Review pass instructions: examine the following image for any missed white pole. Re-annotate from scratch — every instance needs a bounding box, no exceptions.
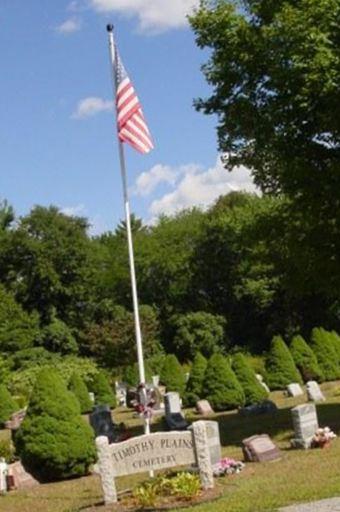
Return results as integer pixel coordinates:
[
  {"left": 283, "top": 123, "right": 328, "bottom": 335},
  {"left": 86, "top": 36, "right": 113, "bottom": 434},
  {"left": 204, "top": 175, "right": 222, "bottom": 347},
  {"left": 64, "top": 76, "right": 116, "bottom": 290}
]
[{"left": 106, "top": 25, "right": 152, "bottom": 441}]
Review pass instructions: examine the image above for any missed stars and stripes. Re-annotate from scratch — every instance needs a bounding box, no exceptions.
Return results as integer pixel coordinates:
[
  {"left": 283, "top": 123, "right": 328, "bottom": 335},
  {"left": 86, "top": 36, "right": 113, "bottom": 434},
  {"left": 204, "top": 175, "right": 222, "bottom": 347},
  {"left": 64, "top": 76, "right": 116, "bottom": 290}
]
[{"left": 115, "top": 49, "right": 154, "bottom": 154}]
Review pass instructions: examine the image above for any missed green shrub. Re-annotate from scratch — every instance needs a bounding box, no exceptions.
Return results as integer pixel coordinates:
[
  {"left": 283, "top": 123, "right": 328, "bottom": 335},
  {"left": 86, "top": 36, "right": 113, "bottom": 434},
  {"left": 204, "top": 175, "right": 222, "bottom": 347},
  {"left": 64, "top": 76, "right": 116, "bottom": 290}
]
[
  {"left": 204, "top": 353, "right": 245, "bottom": 411},
  {"left": 184, "top": 352, "right": 207, "bottom": 406},
  {"left": 15, "top": 368, "right": 96, "bottom": 481},
  {"left": 90, "top": 371, "right": 116, "bottom": 408},
  {"left": 290, "top": 335, "right": 323, "bottom": 382},
  {"left": 0, "top": 385, "right": 17, "bottom": 427},
  {"left": 329, "top": 330, "right": 340, "bottom": 363},
  {"left": 38, "top": 318, "right": 78, "bottom": 354},
  {"left": 68, "top": 372, "right": 92, "bottom": 414},
  {"left": 160, "top": 354, "right": 186, "bottom": 395},
  {"left": 232, "top": 353, "right": 268, "bottom": 405},
  {"left": 310, "top": 327, "right": 340, "bottom": 381},
  {"left": 265, "top": 336, "right": 302, "bottom": 390},
  {"left": 0, "top": 438, "right": 13, "bottom": 462},
  {"left": 122, "top": 362, "right": 153, "bottom": 387},
  {"left": 169, "top": 311, "right": 226, "bottom": 361}
]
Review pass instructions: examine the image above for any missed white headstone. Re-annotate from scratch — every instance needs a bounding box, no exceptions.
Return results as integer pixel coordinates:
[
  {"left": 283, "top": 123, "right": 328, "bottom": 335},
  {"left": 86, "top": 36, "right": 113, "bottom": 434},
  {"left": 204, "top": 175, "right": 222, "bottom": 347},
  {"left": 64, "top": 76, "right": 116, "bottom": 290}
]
[
  {"left": 152, "top": 375, "right": 160, "bottom": 387},
  {"left": 306, "top": 381, "right": 325, "bottom": 402},
  {"left": 287, "top": 383, "right": 304, "bottom": 397},
  {"left": 164, "top": 392, "right": 188, "bottom": 430},
  {"left": 196, "top": 400, "right": 214, "bottom": 416},
  {"left": 291, "top": 403, "right": 319, "bottom": 449}
]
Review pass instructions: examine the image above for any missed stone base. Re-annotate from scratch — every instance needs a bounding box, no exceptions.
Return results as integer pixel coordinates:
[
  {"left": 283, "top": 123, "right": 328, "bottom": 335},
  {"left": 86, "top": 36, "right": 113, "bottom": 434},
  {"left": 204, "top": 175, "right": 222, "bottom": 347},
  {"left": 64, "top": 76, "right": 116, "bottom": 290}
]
[{"left": 290, "top": 437, "right": 313, "bottom": 449}]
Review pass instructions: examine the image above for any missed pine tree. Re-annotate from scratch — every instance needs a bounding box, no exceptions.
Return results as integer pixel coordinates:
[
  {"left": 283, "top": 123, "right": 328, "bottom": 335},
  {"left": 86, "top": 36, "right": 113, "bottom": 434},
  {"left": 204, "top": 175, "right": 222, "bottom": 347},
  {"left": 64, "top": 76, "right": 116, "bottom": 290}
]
[
  {"left": 15, "top": 368, "right": 96, "bottom": 481},
  {"left": 204, "top": 353, "right": 245, "bottom": 411},
  {"left": 91, "top": 371, "right": 116, "bottom": 408},
  {"left": 265, "top": 336, "right": 302, "bottom": 390},
  {"left": 68, "top": 372, "right": 92, "bottom": 414},
  {"left": 184, "top": 352, "right": 207, "bottom": 406},
  {"left": 290, "top": 335, "right": 323, "bottom": 382},
  {"left": 310, "top": 327, "right": 340, "bottom": 381},
  {"left": 0, "top": 385, "right": 17, "bottom": 427},
  {"left": 160, "top": 354, "right": 186, "bottom": 395},
  {"left": 232, "top": 353, "right": 268, "bottom": 405}
]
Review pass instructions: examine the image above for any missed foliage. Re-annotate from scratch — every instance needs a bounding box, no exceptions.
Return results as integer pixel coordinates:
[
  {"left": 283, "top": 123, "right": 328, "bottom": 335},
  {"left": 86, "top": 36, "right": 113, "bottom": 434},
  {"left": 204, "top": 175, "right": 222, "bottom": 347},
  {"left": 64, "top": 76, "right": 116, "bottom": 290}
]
[
  {"left": 184, "top": 352, "right": 207, "bottom": 406},
  {"left": 310, "top": 327, "right": 340, "bottom": 381},
  {"left": 204, "top": 353, "right": 245, "bottom": 411},
  {"left": 0, "top": 438, "right": 14, "bottom": 462},
  {"left": 232, "top": 353, "right": 268, "bottom": 405},
  {"left": 0, "top": 385, "right": 17, "bottom": 427},
  {"left": 290, "top": 335, "right": 324, "bottom": 382},
  {"left": 68, "top": 372, "right": 92, "bottom": 414},
  {"left": 90, "top": 370, "right": 116, "bottom": 408},
  {"left": 37, "top": 317, "right": 78, "bottom": 354},
  {"left": 265, "top": 336, "right": 302, "bottom": 390},
  {"left": 81, "top": 304, "right": 162, "bottom": 369},
  {"left": 169, "top": 311, "right": 226, "bottom": 361},
  {"left": 15, "top": 368, "right": 96, "bottom": 481},
  {"left": 0, "top": 284, "right": 39, "bottom": 353},
  {"left": 160, "top": 354, "right": 186, "bottom": 395},
  {"left": 133, "top": 472, "right": 201, "bottom": 508},
  {"left": 122, "top": 362, "right": 153, "bottom": 387}
]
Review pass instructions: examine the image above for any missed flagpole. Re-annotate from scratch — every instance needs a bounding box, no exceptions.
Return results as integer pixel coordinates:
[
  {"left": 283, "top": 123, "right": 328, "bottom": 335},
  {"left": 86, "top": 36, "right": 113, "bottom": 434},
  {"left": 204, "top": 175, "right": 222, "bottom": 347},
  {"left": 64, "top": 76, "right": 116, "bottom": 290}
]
[{"left": 106, "top": 25, "right": 151, "bottom": 439}]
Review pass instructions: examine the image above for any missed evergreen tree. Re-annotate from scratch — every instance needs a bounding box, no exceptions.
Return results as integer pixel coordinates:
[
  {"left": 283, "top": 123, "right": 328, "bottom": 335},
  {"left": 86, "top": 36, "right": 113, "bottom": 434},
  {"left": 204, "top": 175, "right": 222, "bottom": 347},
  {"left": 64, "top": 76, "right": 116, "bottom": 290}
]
[
  {"left": 160, "top": 354, "right": 186, "bottom": 395},
  {"left": 15, "top": 369, "right": 96, "bottom": 481},
  {"left": 232, "top": 353, "right": 268, "bottom": 405},
  {"left": 328, "top": 330, "right": 340, "bottom": 364},
  {"left": 91, "top": 371, "right": 116, "bottom": 408},
  {"left": 68, "top": 372, "right": 92, "bottom": 414},
  {"left": 310, "top": 327, "right": 340, "bottom": 381},
  {"left": 0, "top": 385, "right": 17, "bottom": 427},
  {"left": 290, "top": 335, "right": 323, "bottom": 382},
  {"left": 184, "top": 352, "right": 207, "bottom": 406},
  {"left": 265, "top": 336, "right": 302, "bottom": 390},
  {"left": 204, "top": 353, "right": 245, "bottom": 411}
]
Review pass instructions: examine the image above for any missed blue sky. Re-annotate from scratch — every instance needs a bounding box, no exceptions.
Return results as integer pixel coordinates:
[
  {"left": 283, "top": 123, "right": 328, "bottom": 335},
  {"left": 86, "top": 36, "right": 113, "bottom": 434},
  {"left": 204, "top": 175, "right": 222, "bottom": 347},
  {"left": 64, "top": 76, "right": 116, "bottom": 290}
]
[{"left": 0, "top": 0, "right": 255, "bottom": 234}]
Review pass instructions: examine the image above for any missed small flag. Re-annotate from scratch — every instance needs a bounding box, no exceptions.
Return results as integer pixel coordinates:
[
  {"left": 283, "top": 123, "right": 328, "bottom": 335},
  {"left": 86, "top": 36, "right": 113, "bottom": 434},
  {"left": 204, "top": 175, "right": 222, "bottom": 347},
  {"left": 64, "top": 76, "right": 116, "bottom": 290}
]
[{"left": 115, "top": 48, "right": 154, "bottom": 154}]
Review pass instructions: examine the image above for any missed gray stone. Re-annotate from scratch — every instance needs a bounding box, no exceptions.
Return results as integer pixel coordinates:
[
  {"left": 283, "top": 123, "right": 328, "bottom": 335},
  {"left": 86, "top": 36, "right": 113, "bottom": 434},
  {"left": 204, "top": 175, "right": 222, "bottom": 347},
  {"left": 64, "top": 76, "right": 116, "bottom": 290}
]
[
  {"left": 291, "top": 403, "right": 319, "bottom": 449},
  {"left": 306, "top": 381, "right": 325, "bottom": 402},
  {"left": 279, "top": 497, "right": 340, "bottom": 512},
  {"left": 96, "top": 436, "right": 117, "bottom": 505},
  {"left": 287, "top": 383, "right": 304, "bottom": 397},
  {"left": 115, "top": 382, "right": 127, "bottom": 407},
  {"left": 192, "top": 421, "right": 214, "bottom": 489},
  {"left": 164, "top": 392, "right": 188, "bottom": 430},
  {"left": 204, "top": 420, "right": 222, "bottom": 465},
  {"left": 151, "top": 375, "right": 160, "bottom": 387},
  {"left": 90, "top": 405, "right": 119, "bottom": 443},
  {"left": 242, "top": 434, "right": 281, "bottom": 462},
  {"left": 196, "top": 400, "right": 214, "bottom": 416}
]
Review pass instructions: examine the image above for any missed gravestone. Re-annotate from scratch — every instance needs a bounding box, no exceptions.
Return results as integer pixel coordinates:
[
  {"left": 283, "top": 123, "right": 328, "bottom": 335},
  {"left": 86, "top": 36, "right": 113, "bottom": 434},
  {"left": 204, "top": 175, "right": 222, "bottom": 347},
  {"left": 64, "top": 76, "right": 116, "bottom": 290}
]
[
  {"left": 115, "top": 382, "right": 127, "bottom": 407},
  {"left": 88, "top": 392, "right": 95, "bottom": 404},
  {"left": 90, "top": 405, "right": 118, "bottom": 443},
  {"left": 164, "top": 392, "right": 188, "bottom": 430},
  {"left": 205, "top": 420, "right": 222, "bottom": 465},
  {"left": 256, "top": 374, "right": 270, "bottom": 393},
  {"left": 152, "top": 375, "right": 160, "bottom": 387},
  {"left": 196, "top": 400, "right": 214, "bottom": 416},
  {"left": 306, "top": 381, "right": 325, "bottom": 402},
  {"left": 287, "top": 383, "right": 304, "bottom": 397},
  {"left": 4, "top": 409, "right": 26, "bottom": 431},
  {"left": 291, "top": 403, "right": 319, "bottom": 449},
  {"left": 96, "top": 420, "right": 215, "bottom": 504},
  {"left": 239, "top": 400, "right": 277, "bottom": 417},
  {"left": 242, "top": 434, "right": 281, "bottom": 462},
  {"left": 8, "top": 461, "right": 39, "bottom": 489}
]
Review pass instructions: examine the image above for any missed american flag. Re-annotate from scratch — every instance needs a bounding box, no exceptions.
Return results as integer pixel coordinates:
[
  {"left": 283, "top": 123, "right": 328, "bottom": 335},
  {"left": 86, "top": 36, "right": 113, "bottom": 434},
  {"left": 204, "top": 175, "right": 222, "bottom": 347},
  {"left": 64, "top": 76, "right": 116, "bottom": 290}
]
[{"left": 115, "top": 48, "right": 154, "bottom": 154}]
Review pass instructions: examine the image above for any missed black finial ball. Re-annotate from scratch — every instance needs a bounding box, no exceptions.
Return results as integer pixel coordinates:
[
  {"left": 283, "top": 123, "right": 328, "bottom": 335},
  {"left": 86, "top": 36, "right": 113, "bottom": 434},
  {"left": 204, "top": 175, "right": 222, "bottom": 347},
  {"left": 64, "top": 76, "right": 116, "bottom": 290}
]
[{"left": 106, "top": 24, "right": 114, "bottom": 32}]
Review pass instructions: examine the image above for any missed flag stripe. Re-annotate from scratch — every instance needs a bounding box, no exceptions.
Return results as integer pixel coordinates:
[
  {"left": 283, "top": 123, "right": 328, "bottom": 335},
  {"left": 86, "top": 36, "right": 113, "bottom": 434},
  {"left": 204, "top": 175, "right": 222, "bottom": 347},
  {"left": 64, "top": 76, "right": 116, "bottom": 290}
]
[{"left": 115, "top": 46, "right": 153, "bottom": 154}]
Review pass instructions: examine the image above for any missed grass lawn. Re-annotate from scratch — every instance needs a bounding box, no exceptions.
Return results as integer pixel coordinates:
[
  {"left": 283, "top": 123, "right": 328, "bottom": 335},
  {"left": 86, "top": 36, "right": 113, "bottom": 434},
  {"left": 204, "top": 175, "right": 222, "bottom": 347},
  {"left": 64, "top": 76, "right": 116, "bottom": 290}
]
[{"left": 2, "top": 382, "right": 340, "bottom": 512}]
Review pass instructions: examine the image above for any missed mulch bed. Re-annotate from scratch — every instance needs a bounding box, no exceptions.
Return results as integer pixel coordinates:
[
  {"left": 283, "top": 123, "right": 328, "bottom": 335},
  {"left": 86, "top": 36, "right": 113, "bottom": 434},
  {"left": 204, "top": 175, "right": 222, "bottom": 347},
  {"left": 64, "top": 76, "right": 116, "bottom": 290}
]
[{"left": 82, "top": 484, "right": 223, "bottom": 511}]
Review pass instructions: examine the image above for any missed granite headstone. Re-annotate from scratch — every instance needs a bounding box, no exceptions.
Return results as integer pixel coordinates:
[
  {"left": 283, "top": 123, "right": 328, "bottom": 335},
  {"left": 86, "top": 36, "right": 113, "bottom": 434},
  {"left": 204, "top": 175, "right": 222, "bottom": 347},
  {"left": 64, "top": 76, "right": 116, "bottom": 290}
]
[
  {"left": 164, "top": 392, "right": 188, "bottom": 430},
  {"left": 291, "top": 403, "right": 319, "bottom": 449},
  {"left": 90, "top": 405, "right": 118, "bottom": 443},
  {"left": 287, "top": 383, "right": 304, "bottom": 397},
  {"left": 306, "top": 381, "right": 325, "bottom": 402},
  {"left": 196, "top": 399, "right": 214, "bottom": 416},
  {"left": 242, "top": 434, "right": 281, "bottom": 462}
]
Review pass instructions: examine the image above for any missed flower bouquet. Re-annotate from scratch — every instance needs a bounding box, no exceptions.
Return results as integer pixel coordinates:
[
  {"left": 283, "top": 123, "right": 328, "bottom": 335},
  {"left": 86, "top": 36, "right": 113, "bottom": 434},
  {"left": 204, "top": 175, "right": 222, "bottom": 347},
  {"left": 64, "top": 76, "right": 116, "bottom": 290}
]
[
  {"left": 312, "top": 427, "right": 337, "bottom": 449},
  {"left": 212, "top": 457, "right": 245, "bottom": 477}
]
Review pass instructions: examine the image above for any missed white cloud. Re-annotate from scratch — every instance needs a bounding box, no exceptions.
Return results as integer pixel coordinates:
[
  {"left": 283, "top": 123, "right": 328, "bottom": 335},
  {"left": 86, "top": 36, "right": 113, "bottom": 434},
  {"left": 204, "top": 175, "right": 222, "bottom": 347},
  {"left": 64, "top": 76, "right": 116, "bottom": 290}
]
[
  {"left": 146, "top": 157, "right": 258, "bottom": 218},
  {"left": 60, "top": 204, "right": 86, "bottom": 217},
  {"left": 56, "top": 17, "right": 82, "bottom": 34},
  {"left": 134, "top": 164, "right": 178, "bottom": 196},
  {"left": 71, "top": 97, "right": 114, "bottom": 119},
  {"left": 90, "top": 0, "right": 199, "bottom": 33}
]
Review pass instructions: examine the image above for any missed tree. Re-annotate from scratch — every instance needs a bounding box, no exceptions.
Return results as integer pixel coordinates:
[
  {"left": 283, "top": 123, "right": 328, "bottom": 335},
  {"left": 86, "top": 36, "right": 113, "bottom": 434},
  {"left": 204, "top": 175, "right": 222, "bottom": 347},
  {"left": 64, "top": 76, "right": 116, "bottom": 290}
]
[
  {"left": 160, "top": 354, "right": 186, "bottom": 395},
  {"left": 15, "top": 368, "right": 96, "bottom": 481},
  {"left": 68, "top": 372, "right": 92, "bottom": 414},
  {"left": 184, "top": 352, "right": 208, "bottom": 406},
  {"left": 169, "top": 311, "right": 226, "bottom": 361},
  {"left": 265, "top": 336, "right": 302, "bottom": 389},
  {"left": 310, "top": 327, "right": 340, "bottom": 381},
  {"left": 0, "top": 385, "right": 17, "bottom": 427},
  {"left": 38, "top": 316, "right": 78, "bottom": 354},
  {"left": 204, "top": 353, "right": 245, "bottom": 411},
  {"left": 290, "top": 335, "right": 323, "bottom": 382},
  {"left": 232, "top": 353, "right": 268, "bottom": 405},
  {"left": 190, "top": 0, "right": 340, "bottom": 298},
  {"left": 90, "top": 371, "right": 116, "bottom": 408},
  {"left": 0, "top": 284, "right": 39, "bottom": 353}
]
